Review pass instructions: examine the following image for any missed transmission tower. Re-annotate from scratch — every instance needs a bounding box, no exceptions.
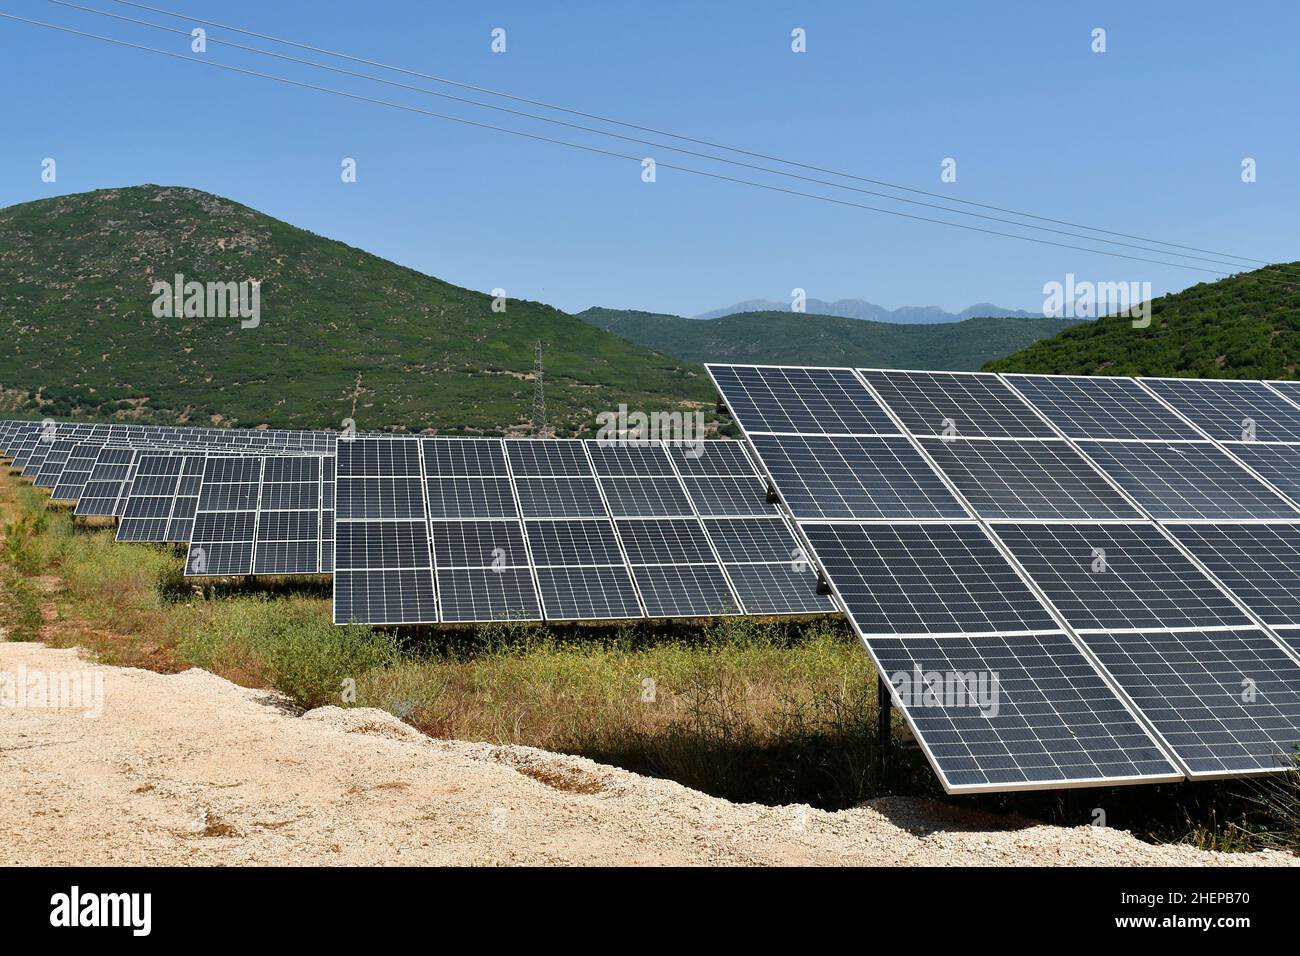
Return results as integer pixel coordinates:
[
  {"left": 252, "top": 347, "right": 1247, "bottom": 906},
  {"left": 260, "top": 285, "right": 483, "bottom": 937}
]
[{"left": 532, "top": 340, "right": 547, "bottom": 437}]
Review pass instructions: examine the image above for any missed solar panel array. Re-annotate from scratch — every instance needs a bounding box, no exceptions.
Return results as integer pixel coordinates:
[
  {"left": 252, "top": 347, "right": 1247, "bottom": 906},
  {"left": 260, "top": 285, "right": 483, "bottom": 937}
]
[
  {"left": 332, "top": 437, "right": 831, "bottom": 625},
  {"left": 709, "top": 365, "right": 1300, "bottom": 794}
]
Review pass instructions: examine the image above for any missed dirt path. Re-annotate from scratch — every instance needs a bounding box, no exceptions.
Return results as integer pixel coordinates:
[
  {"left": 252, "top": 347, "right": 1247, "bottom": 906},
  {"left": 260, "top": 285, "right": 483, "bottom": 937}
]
[{"left": 0, "top": 640, "right": 1293, "bottom": 866}]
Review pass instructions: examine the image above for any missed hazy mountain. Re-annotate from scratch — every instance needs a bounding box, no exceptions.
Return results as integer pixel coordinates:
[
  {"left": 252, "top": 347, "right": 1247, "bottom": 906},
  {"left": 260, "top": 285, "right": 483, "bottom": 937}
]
[{"left": 692, "top": 297, "right": 1044, "bottom": 323}]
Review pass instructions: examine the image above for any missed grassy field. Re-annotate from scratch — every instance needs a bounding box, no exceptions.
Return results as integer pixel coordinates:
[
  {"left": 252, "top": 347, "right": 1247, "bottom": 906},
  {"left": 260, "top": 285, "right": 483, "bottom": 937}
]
[{"left": 1, "top": 467, "right": 1295, "bottom": 852}]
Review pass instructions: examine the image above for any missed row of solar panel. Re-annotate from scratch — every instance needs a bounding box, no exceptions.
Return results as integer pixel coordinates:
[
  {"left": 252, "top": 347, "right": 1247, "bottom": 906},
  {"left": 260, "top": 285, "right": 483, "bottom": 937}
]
[
  {"left": 0, "top": 423, "right": 834, "bottom": 624},
  {"left": 708, "top": 365, "right": 1300, "bottom": 794},
  {"left": 333, "top": 437, "right": 835, "bottom": 625}
]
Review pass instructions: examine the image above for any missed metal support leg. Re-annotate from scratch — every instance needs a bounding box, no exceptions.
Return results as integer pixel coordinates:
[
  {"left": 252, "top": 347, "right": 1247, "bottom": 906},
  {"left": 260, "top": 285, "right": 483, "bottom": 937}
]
[{"left": 877, "top": 674, "right": 892, "bottom": 786}]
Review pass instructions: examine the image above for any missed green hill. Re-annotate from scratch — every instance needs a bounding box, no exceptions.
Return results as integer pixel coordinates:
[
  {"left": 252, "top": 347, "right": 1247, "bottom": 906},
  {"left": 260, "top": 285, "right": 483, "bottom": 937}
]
[
  {"left": 985, "top": 265, "right": 1300, "bottom": 378},
  {"left": 577, "top": 307, "right": 1082, "bottom": 371},
  {"left": 0, "top": 185, "right": 711, "bottom": 434}
]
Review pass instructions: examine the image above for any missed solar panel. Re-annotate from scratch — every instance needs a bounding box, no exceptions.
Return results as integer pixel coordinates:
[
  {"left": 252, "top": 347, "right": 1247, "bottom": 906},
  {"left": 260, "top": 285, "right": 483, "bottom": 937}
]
[
  {"left": 1076, "top": 440, "right": 1300, "bottom": 520},
  {"left": 994, "top": 522, "right": 1252, "bottom": 631},
  {"left": 599, "top": 476, "right": 694, "bottom": 517},
  {"left": 51, "top": 442, "right": 113, "bottom": 501},
  {"left": 514, "top": 477, "right": 608, "bottom": 518},
  {"left": 522, "top": 519, "right": 624, "bottom": 566},
  {"left": 425, "top": 477, "right": 518, "bottom": 518},
  {"left": 334, "top": 438, "right": 436, "bottom": 624},
  {"left": 117, "top": 454, "right": 187, "bottom": 541},
  {"left": 802, "top": 522, "right": 1058, "bottom": 635},
  {"left": 1079, "top": 628, "right": 1300, "bottom": 776},
  {"left": 919, "top": 438, "right": 1141, "bottom": 520},
  {"left": 34, "top": 438, "right": 83, "bottom": 486},
  {"left": 186, "top": 456, "right": 263, "bottom": 575},
  {"left": 1004, "top": 374, "right": 1203, "bottom": 440},
  {"left": 699, "top": 516, "right": 804, "bottom": 564},
  {"left": 1141, "top": 378, "right": 1300, "bottom": 443},
  {"left": 868, "top": 632, "right": 1181, "bottom": 791},
  {"left": 75, "top": 446, "right": 137, "bottom": 516},
  {"left": 587, "top": 441, "right": 676, "bottom": 476},
  {"left": 611, "top": 519, "right": 714, "bottom": 565},
  {"left": 1167, "top": 523, "right": 1300, "bottom": 628},
  {"left": 862, "top": 369, "right": 1057, "bottom": 438},
  {"left": 676, "top": 475, "right": 776, "bottom": 516},
  {"left": 666, "top": 440, "right": 756, "bottom": 476},
  {"left": 707, "top": 365, "right": 897, "bottom": 435},
  {"left": 1223, "top": 443, "right": 1300, "bottom": 508},
  {"left": 723, "top": 562, "right": 834, "bottom": 615},
  {"left": 505, "top": 440, "right": 592, "bottom": 476},
  {"left": 750, "top": 434, "right": 969, "bottom": 519},
  {"left": 253, "top": 456, "right": 324, "bottom": 575},
  {"left": 532, "top": 566, "right": 642, "bottom": 620},
  {"left": 630, "top": 563, "right": 742, "bottom": 618}
]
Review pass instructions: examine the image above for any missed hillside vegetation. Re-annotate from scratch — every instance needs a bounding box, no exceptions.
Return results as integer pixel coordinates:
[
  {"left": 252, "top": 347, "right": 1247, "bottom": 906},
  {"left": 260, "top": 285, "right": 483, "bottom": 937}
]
[
  {"left": 0, "top": 186, "right": 710, "bottom": 434},
  {"left": 985, "top": 265, "right": 1300, "bottom": 378},
  {"left": 579, "top": 307, "right": 1081, "bottom": 371}
]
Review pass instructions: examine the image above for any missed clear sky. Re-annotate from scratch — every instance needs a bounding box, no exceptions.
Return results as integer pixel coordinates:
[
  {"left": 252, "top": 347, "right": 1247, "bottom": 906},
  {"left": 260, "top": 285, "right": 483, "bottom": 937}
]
[{"left": 2, "top": 0, "right": 1296, "bottom": 317}]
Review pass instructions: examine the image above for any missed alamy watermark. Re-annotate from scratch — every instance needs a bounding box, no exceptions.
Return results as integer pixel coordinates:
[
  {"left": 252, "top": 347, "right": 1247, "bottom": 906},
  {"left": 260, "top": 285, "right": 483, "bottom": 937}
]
[
  {"left": 890, "top": 666, "right": 1000, "bottom": 718},
  {"left": 1043, "top": 273, "right": 1151, "bottom": 328},
  {"left": 0, "top": 664, "right": 103, "bottom": 719},
  {"left": 151, "top": 272, "right": 260, "bottom": 329},
  {"left": 595, "top": 403, "right": 706, "bottom": 457}
]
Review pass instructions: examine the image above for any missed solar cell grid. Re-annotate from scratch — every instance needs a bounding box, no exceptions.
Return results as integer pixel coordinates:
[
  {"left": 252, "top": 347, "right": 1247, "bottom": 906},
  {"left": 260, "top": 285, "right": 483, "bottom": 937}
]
[
  {"left": 707, "top": 364, "right": 897, "bottom": 435},
  {"left": 615, "top": 519, "right": 716, "bottom": 565},
  {"left": 421, "top": 438, "right": 507, "bottom": 476},
  {"left": 750, "top": 434, "right": 968, "bottom": 520},
  {"left": 633, "top": 563, "right": 741, "bottom": 617},
  {"left": 514, "top": 476, "right": 607, "bottom": 518},
  {"left": 1167, "top": 523, "right": 1300, "bottom": 628},
  {"left": 867, "top": 632, "right": 1181, "bottom": 790},
  {"left": 524, "top": 519, "right": 624, "bottom": 567},
  {"left": 701, "top": 516, "right": 802, "bottom": 564},
  {"left": 677, "top": 475, "right": 776, "bottom": 516},
  {"left": 599, "top": 476, "right": 694, "bottom": 517},
  {"left": 585, "top": 441, "right": 675, "bottom": 476},
  {"left": 1224, "top": 444, "right": 1300, "bottom": 508},
  {"left": 666, "top": 440, "right": 756, "bottom": 476},
  {"left": 431, "top": 520, "right": 530, "bottom": 568},
  {"left": 1082, "top": 629, "right": 1300, "bottom": 776},
  {"left": 1004, "top": 374, "right": 1202, "bottom": 440},
  {"left": 436, "top": 568, "right": 540, "bottom": 622},
  {"left": 725, "top": 563, "right": 835, "bottom": 615},
  {"left": 802, "top": 522, "right": 1058, "bottom": 636},
  {"left": 1077, "top": 440, "right": 1299, "bottom": 520},
  {"left": 862, "top": 369, "right": 1057, "bottom": 438},
  {"left": 1141, "top": 378, "right": 1300, "bottom": 443},
  {"left": 995, "top": 522, "right": 1251, "bottom": 631},
  {"left": 533, "top": 566, "right": 642, "bottom": 620},
  {"left": 334, "top": 438, "right": 436, "bottom": 624},
  {"left": 919, "top": 438, "right": 1140, "bottom": 520},
  {"left": 187, "top": 456, "right": 263, "bottom": 575},
  {"left": 506, "top": 440, "right": 592, "bottom": 476},
  {"left": 424, "top": 477, "right": 517, "bottom": 519}
]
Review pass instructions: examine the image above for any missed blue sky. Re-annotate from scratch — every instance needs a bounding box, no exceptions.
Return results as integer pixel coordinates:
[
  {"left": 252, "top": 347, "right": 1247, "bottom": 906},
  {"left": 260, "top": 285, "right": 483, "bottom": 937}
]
[{"left": 2, "top": 0, "right": 1296, "bottom": 316}]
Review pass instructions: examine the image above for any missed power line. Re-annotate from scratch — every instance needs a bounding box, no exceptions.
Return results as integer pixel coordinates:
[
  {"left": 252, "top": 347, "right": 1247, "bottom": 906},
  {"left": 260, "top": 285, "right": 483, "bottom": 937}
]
[
  {"left": 102, "top": 0, "right": 1283, "bottom": 270},
  {"left": 8, "top": 11, "right": 1300, "bottom": 291},
  {"left": 44, "top": 0, "right": 1283, "bottom": 275}
]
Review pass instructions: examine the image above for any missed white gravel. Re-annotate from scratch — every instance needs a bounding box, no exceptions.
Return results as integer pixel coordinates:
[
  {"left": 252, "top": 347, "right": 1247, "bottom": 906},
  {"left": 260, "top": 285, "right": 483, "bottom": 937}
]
[{"left": 1, "top": 640, "right": 1293, "bottom": 866}]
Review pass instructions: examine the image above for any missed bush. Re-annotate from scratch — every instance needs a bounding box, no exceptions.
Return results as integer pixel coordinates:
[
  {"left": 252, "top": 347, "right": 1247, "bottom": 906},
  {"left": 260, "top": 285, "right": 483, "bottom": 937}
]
[{"left": 179, "top": 598, "right": 399, "bottom": 707}]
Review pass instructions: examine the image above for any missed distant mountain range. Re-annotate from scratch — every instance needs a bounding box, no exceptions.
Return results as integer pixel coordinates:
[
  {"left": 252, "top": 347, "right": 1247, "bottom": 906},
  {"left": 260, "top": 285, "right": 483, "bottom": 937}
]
[
  {"left": 693, "top": 298, "right": 1044, "bottom": 323},
  {"left": 578, "top": 308, "right": 1082, "bottom": 372}
]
